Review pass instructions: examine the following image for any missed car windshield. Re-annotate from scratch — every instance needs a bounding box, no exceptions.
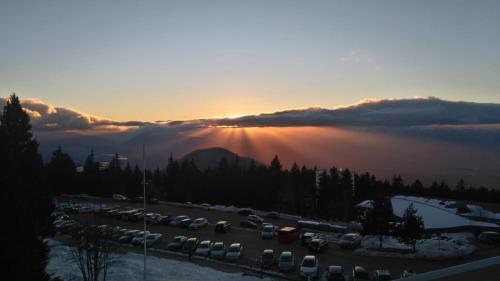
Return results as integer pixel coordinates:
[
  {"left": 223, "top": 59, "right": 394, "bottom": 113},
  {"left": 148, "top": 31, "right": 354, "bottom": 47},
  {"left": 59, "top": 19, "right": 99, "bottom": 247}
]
[
  {"left": 281, "top": 255, "right": 292, "bottom": 262},
  {"left": 342, "top": 235, "right": 354, "bottom": 241},
  {"left": 213, "top": 244, "right": 223, "bottom": 250},
  {"left": 263, "top": 226, "right": 273, "bottom": 232},
  {"left": 262, "top": 252, "right": 273, "bottom": 260},
  {"left": 302, "top": 258, "right": 316, "bottom": 267},
  {"left": 173, "top": 237, "right": 183, "bottom": 243},
  {"left": 186, "top": 240, "right": 196, "bottom": 246},
  {"left": 355, "top": 270, "right": 369, "bottom": 279},
  {"left": 199, "top": 243, "right": 209, "bottom": 248},
  {"left": 228, "top": 246, "right": 239, "bottom": 252}
]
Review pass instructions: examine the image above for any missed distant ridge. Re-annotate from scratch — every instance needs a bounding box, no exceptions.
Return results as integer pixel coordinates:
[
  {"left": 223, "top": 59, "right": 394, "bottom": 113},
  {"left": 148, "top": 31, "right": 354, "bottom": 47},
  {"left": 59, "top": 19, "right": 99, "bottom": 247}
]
[{"left": 180, "top": 147, "right": 257, "bottom": 170}]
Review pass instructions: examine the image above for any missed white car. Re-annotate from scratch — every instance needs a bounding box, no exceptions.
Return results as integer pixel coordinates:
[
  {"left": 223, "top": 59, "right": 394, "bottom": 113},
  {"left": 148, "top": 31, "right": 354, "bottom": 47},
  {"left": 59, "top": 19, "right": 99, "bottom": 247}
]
[
  {"left": 300, "top": 255, "right": 319, "bottom": 278},
  {"left": 144, "top": 213, "right": 162, "bottom": 223},
  {"left": 210, "top": 242, "right": 226, "bottom": 259},
  {"left": 225, "top": 243, "right": 243, "bottom": 262},
  {"left": 131, "top": 231, "right": 150, "bottom": 245},
  {"left": 247, "top": 215, "right": 264, "bottom": 224},
  {"left": 169, "top": 215, "right": 189, "bottom": 227},
  {"left": 144, "top": 233, "right": 163, "bottom": 247},
  {"left": 112, "top": 194, "right": 127, "bottom": 201},
  {"left": 195, "top": 240, "right": 213, "bottom": 256},
  {"left": 261, "top": 224, "right": 276, "bottom": 239},
  {"left": 339, "top": 233, "right": 362, "bottom": 249},
  {"left": 189, "top": 218, "right": 208, "bottom": 229}
]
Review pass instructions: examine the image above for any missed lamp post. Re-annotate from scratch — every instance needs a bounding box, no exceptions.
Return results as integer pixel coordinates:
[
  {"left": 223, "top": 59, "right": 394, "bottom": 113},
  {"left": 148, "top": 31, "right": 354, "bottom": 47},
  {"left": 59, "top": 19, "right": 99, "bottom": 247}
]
[{"left": 143, "top": 144, "right": 147, "bottom": 281}]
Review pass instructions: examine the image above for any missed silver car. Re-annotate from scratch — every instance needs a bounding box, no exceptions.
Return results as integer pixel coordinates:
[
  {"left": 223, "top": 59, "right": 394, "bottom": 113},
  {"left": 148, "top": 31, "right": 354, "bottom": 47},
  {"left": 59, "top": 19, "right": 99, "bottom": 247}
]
[
  {"left": 210, "top": 242, "right": 226, "bottom": 259},
  {"left": 225, "top": 243, "right": 243, "bottom": 262},
  {"left": 278, "top": 251, "right": 295, "bottom": 272}
]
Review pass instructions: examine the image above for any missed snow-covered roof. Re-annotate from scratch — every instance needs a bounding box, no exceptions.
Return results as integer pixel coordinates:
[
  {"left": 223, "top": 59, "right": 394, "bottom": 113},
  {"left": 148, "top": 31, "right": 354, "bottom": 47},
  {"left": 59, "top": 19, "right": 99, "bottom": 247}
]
[{"left": 391, "top": 196, "right": 500, "bottom": 230}]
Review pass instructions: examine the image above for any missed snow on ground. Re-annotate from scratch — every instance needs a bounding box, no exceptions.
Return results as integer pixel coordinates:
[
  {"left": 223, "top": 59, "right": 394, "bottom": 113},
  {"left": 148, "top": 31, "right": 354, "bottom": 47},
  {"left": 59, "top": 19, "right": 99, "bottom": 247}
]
[
  {"left": 46, "top": 240, "right": 272, "bottom": 281},
  {"left": 391, "top": 196, "right": 500, "bottom": 230},
  {"left": 354, "top": 234, "right": 476, "bottom": 260}
]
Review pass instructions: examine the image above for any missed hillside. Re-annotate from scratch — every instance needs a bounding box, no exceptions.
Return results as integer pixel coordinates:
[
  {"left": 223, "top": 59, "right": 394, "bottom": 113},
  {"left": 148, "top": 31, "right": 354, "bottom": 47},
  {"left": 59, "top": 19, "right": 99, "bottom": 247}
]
[{"left": 180, "top": 147, "right": 257, "bottom": 170}]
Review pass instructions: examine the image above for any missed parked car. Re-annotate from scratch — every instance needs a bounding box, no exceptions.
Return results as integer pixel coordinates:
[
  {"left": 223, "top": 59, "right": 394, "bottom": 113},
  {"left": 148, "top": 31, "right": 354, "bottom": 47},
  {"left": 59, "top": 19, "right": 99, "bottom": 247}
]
[
  {"left": 210, "top": 242, "right": 226, "bottom": 259},
  {"left": 326, "top": 265, "right": 346, "bottom": 281},
  {"left": 119, "top": 229, "right": 140, "bottom": 243},
  {"left": 189, "top": 218, "right": 208, "bottom": 230},
  {"left": 144, "top": 213, "right": 162, "bottom": 223},
  {"left": 182, "top": 237, "right": 200, "bottom": 254},
  {"left": 339, "top": 233, "right": 362, "bottom": 249},
  {"left": 261, "top": 249, "right": 275, "bottom": 269},
  {"left": 400, "top": 270, "right": 416, "bottom": 278},
  {"left": 146, "top": 197, "right": 159, "bottom": 204},
  {"left": 265, "top": 211, "right": 280, "bottom": 219},
  {"left": 261, "top": 224, "right": 277, "bottom": 239},
  {"left": 144, "top": 233, "right": 163, "bottom": 247},
  {"left": 248, "top": 214, "right": 264, "bottom": 224},
  {"left": 200, "top": 203, "right": 211, "bottom": 210},
  {"left": 373, "top": 270, "right": 392, "bottom": 281},
  {"left": 169, "top": 215, "right": 189, "bottom": 227},
  {"left": 225, "top": 243, "right": 243, "bottom": 262},
  {"left": 195, "top": 240, "right": 213, "bottom": 256},
  {"left": 309, "top": 238, "right": 328, "bottom": 252},
  {"left": 179, "top": 218, "right": 193, "bottom": 228},
  {"left": 277, "top": 227, "right": 299, "bottom": 243},
  {"left": 240, "top": 220, "right": 258, "bottom": 229},
  {"left": 299, "top": 255, "right": 319, "bottom": 279},
  {"left": 215, "top": 221, "right": 231, "bottom": 233},
  {"left": 478, "top": 231, "right": 500, "bottom": 243},
  {"left": 112, "top": 194, "right": 127, "bottom": 201},
  {"left": 131, "top": 197, "right": 144, "bottom": 203},
  {"left": 167, "top": 236, "right": 187, "bottom": 250},
  {"left": 301, "top": 232, "right": 319, "bottom": 246},
  {"left": 278, "top": 251, "right": 295, "bottom": 272},
  {"left": 237, "top": 208, "right": 254, "bottom": 215},
  {"left": 353, "top": 266, "right": 371, "bottom": 281},
  {"left": 120, "top": 209, "right": 141, "bottom": 221},
  {"left": 131, "top": 231, "right": 151, "bottom": 245},
  {"left": 155, "top": 214, "right": 174, "bottom": 225}
]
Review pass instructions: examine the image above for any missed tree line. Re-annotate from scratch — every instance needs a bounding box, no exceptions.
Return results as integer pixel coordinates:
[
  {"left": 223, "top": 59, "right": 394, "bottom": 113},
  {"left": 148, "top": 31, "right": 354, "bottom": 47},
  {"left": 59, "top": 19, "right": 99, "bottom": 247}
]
[{"left": 47, "top": 144, "right": 500, "bottom": 222}]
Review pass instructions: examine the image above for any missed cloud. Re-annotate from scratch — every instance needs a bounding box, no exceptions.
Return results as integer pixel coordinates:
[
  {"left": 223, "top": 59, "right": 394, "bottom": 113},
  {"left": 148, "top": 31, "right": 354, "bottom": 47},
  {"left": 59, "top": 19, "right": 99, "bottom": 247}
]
[
  {"left": 0, "top": 97, "right": 155, "bottom": 132},
  {"left": 3, "top": 96, "right": 500, "bottom": 133},
  {"left": 199, "top": 97, "right": 500, "bottom": 128}
]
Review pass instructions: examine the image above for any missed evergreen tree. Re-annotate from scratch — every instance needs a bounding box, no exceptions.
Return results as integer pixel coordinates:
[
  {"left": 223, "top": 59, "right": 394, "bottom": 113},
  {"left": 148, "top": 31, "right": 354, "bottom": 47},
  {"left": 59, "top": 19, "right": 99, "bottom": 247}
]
[
  {"left": 0, "top": 94, "right": 53, "bottom": 281},
  {"left": 362, "top": 195, "right": 393, "bottom": 248},
  {"left": 46, "top": 146, "right": 77, "bottom": 195},
  {"left": 396, "top": 203, "right": 425, "bottom": 252}
]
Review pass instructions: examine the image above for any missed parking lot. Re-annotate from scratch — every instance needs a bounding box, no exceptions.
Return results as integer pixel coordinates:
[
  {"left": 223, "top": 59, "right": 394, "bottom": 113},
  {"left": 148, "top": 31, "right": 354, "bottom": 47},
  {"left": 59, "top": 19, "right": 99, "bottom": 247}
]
[{"left": 58, "top": 196, "right": 500, "bottom": 280}]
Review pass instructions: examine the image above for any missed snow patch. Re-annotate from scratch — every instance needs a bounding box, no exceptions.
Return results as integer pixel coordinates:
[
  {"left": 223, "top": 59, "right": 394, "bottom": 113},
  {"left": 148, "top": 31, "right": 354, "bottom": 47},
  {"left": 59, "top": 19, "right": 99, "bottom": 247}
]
[
  {"left": 46, "top": 240, "right": 271, "bottom": 281},
  {"left": 355, "top": 234, "right": 476, "bottom": 260}
]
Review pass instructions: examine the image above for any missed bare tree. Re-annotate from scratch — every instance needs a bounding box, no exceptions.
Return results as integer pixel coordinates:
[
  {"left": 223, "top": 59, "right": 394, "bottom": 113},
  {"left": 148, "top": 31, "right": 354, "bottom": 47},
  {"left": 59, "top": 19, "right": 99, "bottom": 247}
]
[{"left": 70, "top": 227, "right": 117, "bottom": 281}]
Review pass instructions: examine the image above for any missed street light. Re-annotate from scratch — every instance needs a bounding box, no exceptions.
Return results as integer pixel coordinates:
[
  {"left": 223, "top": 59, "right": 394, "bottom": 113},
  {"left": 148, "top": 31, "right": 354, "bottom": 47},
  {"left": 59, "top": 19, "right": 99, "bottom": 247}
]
[{"left": 142, "top": 144, "right": 147, "bottom": 281}]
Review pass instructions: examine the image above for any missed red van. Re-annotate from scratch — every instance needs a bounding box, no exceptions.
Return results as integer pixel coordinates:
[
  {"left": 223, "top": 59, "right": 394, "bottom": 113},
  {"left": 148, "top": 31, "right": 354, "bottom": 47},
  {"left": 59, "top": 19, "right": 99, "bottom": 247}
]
[{"left": 278, "top": 227, "right": 299, "bottom": 243}]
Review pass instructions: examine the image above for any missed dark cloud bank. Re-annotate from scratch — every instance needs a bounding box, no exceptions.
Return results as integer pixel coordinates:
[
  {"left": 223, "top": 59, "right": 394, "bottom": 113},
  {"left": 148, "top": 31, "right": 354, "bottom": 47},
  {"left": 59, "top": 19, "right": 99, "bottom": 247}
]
[{"left": 3, "top": 96, "right": 500, "bottom": 188}]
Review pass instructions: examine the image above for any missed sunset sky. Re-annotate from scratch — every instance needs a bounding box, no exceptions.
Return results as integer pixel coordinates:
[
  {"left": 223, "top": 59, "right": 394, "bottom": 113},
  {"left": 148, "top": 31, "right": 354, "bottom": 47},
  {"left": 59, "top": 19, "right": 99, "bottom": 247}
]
[{"left": 1, "top": 0, "right": 500, "bottom": 122}]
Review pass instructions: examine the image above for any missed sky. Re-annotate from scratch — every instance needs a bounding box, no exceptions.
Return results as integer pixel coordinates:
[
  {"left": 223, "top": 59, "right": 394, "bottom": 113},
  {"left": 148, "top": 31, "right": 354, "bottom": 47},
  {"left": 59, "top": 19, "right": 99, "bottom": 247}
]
[{"left": 1, "top": 0, "right": 500, "bottom": 122}]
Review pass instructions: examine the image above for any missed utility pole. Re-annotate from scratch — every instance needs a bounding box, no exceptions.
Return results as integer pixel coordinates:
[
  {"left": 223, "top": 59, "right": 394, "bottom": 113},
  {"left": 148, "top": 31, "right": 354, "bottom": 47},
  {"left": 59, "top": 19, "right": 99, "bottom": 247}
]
[{"left": 143, "top": 144, "right": 147, "bottom": 281}]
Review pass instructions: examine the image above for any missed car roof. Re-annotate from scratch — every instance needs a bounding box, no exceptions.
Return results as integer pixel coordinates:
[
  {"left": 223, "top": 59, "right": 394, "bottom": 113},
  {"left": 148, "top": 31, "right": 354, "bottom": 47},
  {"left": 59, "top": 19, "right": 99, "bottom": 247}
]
[
  {"left": 229, "top": 243, "right": 241, "bottom": 247},
  {"left": 354, "top": 266, "right": 367, "bottom": 272},
  {"left": 200, "top": 240, "right": 211, "bottom": 244},
  {"left": 328, "top": 265, "right": 343, "bottom": 273},
  {"left": 376, "top": 270, "right": 391, "bottom": 276},
  {"left": 216, "top": 220, "right": 227, "bottom": 224},
  {"left": 174, "top": 235, "right": 187, "bottom": 239},
  {"left": 303, "top": 255, "right": 316, "bottom": 260},
  {"left": 213, "top": 241, "right": 224, "bottom": 245},
  {"left": 281, "top": 251, "right": 292, "bottom": 256},
  {"left": 263, "top": 249, "right": 274, "bottom": 253}
]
